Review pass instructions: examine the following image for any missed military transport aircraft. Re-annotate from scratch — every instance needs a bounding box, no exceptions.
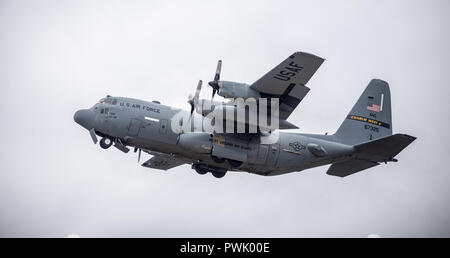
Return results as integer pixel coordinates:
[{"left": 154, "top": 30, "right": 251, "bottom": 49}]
[{"left": 74, "top": 52, "right": 415, "bottom": 178}]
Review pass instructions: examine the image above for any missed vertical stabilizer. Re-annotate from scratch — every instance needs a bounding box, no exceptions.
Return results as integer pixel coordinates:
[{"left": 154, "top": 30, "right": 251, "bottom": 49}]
[{"left": 334, "top": 79, "right": 392, "bottom": 145}]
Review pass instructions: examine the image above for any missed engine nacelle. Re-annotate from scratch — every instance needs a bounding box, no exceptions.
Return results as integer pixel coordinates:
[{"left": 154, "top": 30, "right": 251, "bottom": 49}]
[
  {"left": 177, "top": 132, "right": 213, "bottom": 154},
  {"left": 218, "top": 81, "right": 260, "bottom": 99}
]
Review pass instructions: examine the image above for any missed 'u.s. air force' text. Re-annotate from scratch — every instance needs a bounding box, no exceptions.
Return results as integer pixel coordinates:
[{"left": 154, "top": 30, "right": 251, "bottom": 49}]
[{"left": 119, "top": 102, "right": 160, "bottom": 113}]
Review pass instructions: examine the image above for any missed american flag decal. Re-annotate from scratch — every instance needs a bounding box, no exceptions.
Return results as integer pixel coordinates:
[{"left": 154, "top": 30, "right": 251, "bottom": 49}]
[
  {"left": 367, "top": 103, "right": 380, "bottom": 112},
  {"left": 367, "top": 94, "right": 384, "bottom": 112}
]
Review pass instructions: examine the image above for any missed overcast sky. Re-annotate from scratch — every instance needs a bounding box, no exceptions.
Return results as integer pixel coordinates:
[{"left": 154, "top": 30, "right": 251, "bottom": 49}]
[{"left": 1, "top": 0, "right": 449, "bottom": 237}]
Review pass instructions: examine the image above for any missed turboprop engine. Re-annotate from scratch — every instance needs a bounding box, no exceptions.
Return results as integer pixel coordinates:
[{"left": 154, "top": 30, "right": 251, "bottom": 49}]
[
  {"left": 216, "top": 81, "right": 261, "bottom": 99},
  {"left": 207, "top": 60, "right": 260, "bottom": 101}
]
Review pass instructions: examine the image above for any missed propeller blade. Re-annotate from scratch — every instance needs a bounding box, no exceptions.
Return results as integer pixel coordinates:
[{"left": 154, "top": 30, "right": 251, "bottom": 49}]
[
  {"left": 211, "top": 88, "right": 217, "bottom": 102},
  {"left": 187, "top": 94, "right": 194, "bottom": 114},
  {"left": 214, "top": 60, "right": 222, "bottom": 81},
  {"left": 194, "top": 80, "right": 202, "bottom": 103},
  {"left": 187, "top": 81, "right": 202, "bottom": 118},
  {"left": 138, "top": 148, "right": 141, "bottom": 163},
  {"left": 209, "top": 60, "right": 222, "bottom": 101},
  {"left": 193, "top": 80, "right": 202, "bottom": 114}
]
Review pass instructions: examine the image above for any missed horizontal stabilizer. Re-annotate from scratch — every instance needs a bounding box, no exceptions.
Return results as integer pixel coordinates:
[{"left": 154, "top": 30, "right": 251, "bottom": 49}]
[
  {"left": 327, "top": 159, "right": 379, "bottom": 177},
  {"left": 354, "top": 134, "right": 416, "bottom": 163},
  {"left": 327, "top": 134, "right": 416, "bottom": 177}
]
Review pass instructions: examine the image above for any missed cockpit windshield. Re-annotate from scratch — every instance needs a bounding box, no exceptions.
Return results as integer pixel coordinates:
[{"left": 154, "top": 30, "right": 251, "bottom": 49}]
[{"left": 98, "top": 96, "right": 117, "bottom": 105}]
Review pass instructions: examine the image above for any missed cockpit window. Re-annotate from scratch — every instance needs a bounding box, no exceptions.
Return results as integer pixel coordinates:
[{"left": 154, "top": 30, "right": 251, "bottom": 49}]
[{"left": 98, "top": 97, "right": 116, "bottom": 105}]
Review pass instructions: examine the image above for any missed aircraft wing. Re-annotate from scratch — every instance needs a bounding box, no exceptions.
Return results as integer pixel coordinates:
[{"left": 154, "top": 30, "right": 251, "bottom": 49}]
[
  {"left": 250, "top": 52, "right": 324, "bottom": 119},
  {"left": 142, "top": 154, "right": 187, "bottom": 170}
]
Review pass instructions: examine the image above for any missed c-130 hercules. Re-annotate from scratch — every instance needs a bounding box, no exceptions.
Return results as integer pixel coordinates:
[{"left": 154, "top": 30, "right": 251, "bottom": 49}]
[{"left": 74, "top": 52, "right": 415, "bottom": 178}]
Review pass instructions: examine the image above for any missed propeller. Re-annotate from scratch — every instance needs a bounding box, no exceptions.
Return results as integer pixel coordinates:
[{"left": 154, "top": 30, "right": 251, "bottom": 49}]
[
  {"left": 188, "top": 80, "right": 202, "bottom": 118},
  {"left": 208, "top": 60, "right": 222, "bottom": 101}
]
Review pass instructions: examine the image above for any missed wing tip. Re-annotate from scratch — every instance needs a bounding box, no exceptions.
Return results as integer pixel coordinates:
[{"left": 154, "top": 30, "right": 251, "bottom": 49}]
[
  {"left": 394, "top": 133, "right": 417, "bottom": 141},
  {"left": 291, "top": 51, "right": 325, "bottom": 62}
]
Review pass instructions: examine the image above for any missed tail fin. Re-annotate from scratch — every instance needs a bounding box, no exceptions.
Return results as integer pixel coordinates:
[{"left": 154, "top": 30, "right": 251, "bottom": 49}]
[
  {"left": 327, "top": 79, "right": 416, "bottom": 177},
  {"left": 334, "top": 79, "right": 392, "bottom": 145}
]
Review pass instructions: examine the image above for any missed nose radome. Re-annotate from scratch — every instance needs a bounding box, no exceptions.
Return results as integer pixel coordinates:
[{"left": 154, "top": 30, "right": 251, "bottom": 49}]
[{"left": 74, "top": 109, "right": 94, "bottom": 129}]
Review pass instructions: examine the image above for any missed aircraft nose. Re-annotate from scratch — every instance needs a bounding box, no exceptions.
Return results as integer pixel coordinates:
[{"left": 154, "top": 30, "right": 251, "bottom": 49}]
[{"left": 74, "top": 109, "right": 95, "bottom": 129}]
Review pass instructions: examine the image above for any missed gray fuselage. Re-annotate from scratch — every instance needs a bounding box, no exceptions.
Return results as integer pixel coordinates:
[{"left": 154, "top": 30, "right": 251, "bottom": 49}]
[{"left": 74, "top": 96, "right": 355, "bottom": 176}]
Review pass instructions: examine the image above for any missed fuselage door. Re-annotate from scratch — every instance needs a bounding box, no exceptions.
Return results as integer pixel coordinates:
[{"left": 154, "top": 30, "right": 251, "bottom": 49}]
[
  {"left": 159, "top": 119, "right": 168, "bottom": 134},
  {"left": 257, "top": 144, "right": 269, "bottom": 164},
  {"left": 266, "top": 143, "right": 280, "bottom": 167},
  {"left": 128, "top": 119, "right": 142, "bottom": 137}
]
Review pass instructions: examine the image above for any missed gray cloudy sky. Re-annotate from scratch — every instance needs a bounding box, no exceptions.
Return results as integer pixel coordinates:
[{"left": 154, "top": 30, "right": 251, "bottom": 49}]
[{"left": 1, "top": 0, "right": 449, "bottom": 237}]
